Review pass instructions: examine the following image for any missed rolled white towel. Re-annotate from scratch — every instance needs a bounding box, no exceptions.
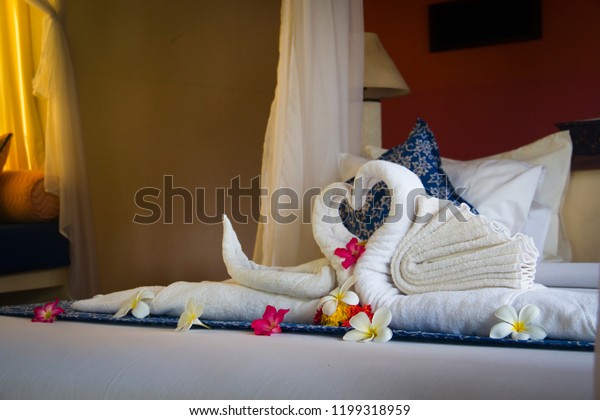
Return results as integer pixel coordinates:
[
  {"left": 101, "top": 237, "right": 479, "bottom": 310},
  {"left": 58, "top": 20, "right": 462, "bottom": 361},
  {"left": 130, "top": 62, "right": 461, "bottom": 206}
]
[{"left": 71, "top": 281, "right": 320, "bottom": 324}]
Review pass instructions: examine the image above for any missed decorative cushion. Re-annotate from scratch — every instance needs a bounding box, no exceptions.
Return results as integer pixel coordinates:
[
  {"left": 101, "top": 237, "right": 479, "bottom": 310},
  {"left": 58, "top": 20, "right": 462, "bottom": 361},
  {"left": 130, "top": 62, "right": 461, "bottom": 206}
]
[
  {"left": 0, "top": 133, "right": 12, "bottom": 172},
  {"left": 376, "top": 118, "right": 475, "bottom": 209},
  {"left": 339, "top": 118, "right": 476, "bottom": 241},
  {"left": 0, "top": 170, "right": 60, "bottom": 223}
]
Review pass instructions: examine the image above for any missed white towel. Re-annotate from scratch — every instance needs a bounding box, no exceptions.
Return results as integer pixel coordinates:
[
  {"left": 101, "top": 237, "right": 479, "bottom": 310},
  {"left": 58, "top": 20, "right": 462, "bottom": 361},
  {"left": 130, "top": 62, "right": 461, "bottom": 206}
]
[
  {"left": 390, "top": 199, "right": 538, "bottom": 294},
  {"left": 357, "top": 282, "right": 597, "bottom": 341},
  {"left": 72, "top": 281, "right": 319, "bottom": 324},
  {"left": 314, "top": 161, "right": 597, "bottom": 341},
  {"left": 222, "top": 215, "right": 336, "bottom": 298}
]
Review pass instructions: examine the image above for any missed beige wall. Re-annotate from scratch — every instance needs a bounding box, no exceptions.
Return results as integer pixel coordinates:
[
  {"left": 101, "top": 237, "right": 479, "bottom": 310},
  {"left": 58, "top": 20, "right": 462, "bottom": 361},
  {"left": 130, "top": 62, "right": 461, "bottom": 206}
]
[{"left": 63, "top": 0, "right": 280, "bottom": 294}]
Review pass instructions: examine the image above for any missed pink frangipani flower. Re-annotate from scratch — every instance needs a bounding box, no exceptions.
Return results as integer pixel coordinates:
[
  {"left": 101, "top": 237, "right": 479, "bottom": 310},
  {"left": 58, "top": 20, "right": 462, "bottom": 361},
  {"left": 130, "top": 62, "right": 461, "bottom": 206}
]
[
  {"left": 251, "top": 305, "right": 289, "bottom": 336},
  {"left": 334, "top": 238, "right": 366, "bottom": 269},
  {"left": 32, "top": 299, "right": 65, "bottom": 323}
]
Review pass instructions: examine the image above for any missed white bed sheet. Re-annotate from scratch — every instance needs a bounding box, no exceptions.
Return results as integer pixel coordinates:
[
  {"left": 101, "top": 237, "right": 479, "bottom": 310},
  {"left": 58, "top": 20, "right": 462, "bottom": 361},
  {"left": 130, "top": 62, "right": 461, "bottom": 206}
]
[
  {"left": 535, "top": 262, "right": 600, "bottom": 288},
  {"left": 0, "top": 315, "right": 594, "bottom": 400}
]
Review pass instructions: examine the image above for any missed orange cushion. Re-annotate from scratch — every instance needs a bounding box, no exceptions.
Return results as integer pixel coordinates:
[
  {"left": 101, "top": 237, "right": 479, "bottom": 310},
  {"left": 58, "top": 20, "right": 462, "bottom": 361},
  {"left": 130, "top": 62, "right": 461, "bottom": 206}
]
[{"left": 0, "top": 170, "right": 59, "bottom": 222}]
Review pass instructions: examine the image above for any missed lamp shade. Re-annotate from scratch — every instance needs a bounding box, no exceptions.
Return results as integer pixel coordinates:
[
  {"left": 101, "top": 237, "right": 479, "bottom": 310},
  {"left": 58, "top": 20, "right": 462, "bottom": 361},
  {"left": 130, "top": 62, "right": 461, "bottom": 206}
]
[{"left": 363, "top": 32, "right": 410, "bottom": 100}]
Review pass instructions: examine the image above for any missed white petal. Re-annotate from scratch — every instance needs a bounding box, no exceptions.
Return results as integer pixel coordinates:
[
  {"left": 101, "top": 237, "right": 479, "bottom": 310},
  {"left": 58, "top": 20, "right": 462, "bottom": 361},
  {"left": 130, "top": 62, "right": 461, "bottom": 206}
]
[
  {"left": 374, "top": 327, "right": 393, "bottom": 343},
  {"left": 194, "top": 303, "right": 205, "bottom": 317},
  {"left": 343, "top": 329, "right": 371, "bottom": 342},
  {"left": 526, "top": 325, "right": 547, "bottom": 340},
  {"left": 339, "top": 276, "right": 356, "bottom": 294},
  {"left": 343, "top": 329, "right": 365, "bottom": 342},
  {"left": 341, "top": 291, "right": 359, "bottom": 306},
  {"left": 512, "top": 331, "right": 530, "bottom": 341},
  {"left": 371, "top": 307, "right": 392, "bottom": 329},
  {"left": 113, "top": 304, "right": 131, "bottom": 319},
  {"left": 322, "top": 300, "right": 338, "bottom": 316},
  {"left": 519, "top": 304, "right": 540, "bottom": 325},
  {"left": 490, "top": 322, "right": 513, "bottom": 339},
  {"left": 318, "top": 294, "right": 334, "bottom": 307},
  {"left": 185, "top": 298, "right": 196, "bottom": 312},
  {"left": 138, "top": 290, "right": 155, "bottom": 301},
  {"left": 348, "top": 312, "right": 371, "bottom": 332},
  {"left": 494, "top": 305, "right": 518, "bottom": 324},
  {"left": 194, "top": 319, "right": 210, "bottom": 329},
  {"left": 175, "top": 318, "right": 190, "bottom": 332},
  {"left": 131, "top": 301, "right": 150, "bottom": 319}
]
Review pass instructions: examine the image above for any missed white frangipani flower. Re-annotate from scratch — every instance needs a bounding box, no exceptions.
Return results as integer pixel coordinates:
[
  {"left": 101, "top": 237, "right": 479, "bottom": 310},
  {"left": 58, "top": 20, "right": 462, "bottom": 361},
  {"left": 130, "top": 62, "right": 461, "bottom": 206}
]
[
  {"left": 113, "top": 289, "right": 155, "bottom": 319},
  {"left": 490, "top": 304, "right": 547, "bottom": 341},
  {"left": 175, "top": 298, "right": 210, "bottom": 332},
  {"left": 343, "top": 307, "right": 393, "bottom": 343},
  {"left": 318, "top": 276, "right": 359, "bottom": 316}
]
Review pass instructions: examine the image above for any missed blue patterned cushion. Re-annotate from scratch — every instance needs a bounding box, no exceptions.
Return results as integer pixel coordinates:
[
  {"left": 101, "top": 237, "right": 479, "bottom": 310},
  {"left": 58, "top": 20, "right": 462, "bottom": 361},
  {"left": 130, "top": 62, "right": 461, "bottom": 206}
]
[{"left": 340, "top": 118, "right": 476, "bottom": 241}]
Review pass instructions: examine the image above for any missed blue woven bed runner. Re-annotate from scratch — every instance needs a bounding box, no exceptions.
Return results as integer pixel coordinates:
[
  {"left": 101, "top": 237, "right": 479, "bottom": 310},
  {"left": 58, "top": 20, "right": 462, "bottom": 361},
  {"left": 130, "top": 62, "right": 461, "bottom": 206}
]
[{"left": 0, "top": 301, "right": 593, "bottom": 352}]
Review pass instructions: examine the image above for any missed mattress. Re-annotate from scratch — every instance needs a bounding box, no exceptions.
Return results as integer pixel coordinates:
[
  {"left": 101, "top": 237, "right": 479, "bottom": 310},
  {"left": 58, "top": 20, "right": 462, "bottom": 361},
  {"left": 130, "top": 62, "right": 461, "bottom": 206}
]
[{"left": 0, "top": 301, "right": 595, "bottom": 400}]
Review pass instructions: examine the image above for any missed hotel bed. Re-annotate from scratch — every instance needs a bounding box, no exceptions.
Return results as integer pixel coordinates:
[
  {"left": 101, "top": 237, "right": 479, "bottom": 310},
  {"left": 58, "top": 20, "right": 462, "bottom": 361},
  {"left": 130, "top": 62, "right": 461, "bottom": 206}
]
[{"left": 1, "top": 128, "right": 599, "bottom": 400}]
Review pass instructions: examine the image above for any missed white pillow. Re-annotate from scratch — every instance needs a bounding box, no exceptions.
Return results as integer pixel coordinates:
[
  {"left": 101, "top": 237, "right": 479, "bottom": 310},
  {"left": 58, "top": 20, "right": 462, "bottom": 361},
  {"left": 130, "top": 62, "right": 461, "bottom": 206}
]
[
  {"left": 483, "top": 131, "right": 573, "bottom": 261},
  {"left": 338, "top": 153, "right": 370, "bottom": 180},
  {"left": 441, "top": 157, "right": 545, "bottom": 239}
]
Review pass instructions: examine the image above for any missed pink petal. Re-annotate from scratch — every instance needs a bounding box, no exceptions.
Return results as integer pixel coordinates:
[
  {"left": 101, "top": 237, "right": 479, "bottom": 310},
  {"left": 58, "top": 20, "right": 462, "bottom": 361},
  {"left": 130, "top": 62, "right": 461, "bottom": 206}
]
[
  {"left": 270, "top": 325, "right": 282, "bottom": 334},
  {"left": 262, "top": 305, "right": 277, "bottom": 322},
  {"left": 341, "top": 257, "right": 356, "bottom": 269},
  {"left": 52, "top": 306, "right": 65, "bottom": 316},
  {"left": 334, "top": 248, "right": 352, "bottom": 259},
  {"left": 251, "top": 319, "right": 273, "bottom": 336},
  {"left": 274, "top": 308, "right": 289, "bottom": 324},
  {"left": 346, "top": 238, "right": 359, "bottom": 253}
]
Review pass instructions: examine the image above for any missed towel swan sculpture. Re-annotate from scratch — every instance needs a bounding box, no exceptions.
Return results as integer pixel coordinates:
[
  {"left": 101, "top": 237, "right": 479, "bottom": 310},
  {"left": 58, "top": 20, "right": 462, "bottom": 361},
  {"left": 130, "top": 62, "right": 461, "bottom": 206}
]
[{"left": 73, "top": 161, "right": 597, "bottom": 340}]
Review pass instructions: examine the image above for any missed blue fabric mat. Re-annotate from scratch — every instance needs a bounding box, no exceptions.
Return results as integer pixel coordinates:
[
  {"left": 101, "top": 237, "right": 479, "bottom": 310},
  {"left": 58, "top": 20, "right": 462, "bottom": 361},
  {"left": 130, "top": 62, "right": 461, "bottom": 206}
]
[{"left": 0, "top": 301, "right": 593, "bottom": 352}]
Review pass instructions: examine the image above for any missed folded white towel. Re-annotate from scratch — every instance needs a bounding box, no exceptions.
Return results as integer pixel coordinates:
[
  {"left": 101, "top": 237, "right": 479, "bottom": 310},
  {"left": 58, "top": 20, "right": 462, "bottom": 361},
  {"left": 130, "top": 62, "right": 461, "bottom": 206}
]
[
  {"left": 222, "top": 215, "right": 336, "bottom": 298},
  {"left": 360, "top": 283, "right": 597, "bottom": 341},
  {"left": 390, "top": 199, "right": 538, "bottom": 294}
]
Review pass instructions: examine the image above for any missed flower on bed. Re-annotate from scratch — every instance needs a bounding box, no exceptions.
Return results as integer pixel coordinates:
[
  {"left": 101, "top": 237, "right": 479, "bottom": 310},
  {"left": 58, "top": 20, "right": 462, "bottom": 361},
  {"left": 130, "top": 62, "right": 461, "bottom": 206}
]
[
  {"left": 251, "top": 305, "right": 289, "bottom": 336},
  {"left": 343, "top": 307, "right": 393, "bottom": 343},
  {"left": 334, "top": 238, "right": 366, "bottom": 269},
  {"left": 113, "top": 289, "right": 155, "bottom": 319},
  {"left": 175, "top": 297, "right": 210, "bottom": 332},
  {"left": 314, "top": 302, "right": 372, "bottom": 327},
  {"left": 318, "top": 276, "right": 359, "bottom": 317},
  {"left": 490, "top": 304, "right": 547, "bottom": 341},
  {"left": 31, "top": 299, "right": 64, "bottom": 323}
]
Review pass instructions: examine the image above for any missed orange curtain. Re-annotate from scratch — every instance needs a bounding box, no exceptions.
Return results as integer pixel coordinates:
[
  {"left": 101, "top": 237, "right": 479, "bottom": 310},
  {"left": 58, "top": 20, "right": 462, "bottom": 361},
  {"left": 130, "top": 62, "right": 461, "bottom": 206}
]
[{"left": 0, "top": 0, "right": 45, "bottom": 170}]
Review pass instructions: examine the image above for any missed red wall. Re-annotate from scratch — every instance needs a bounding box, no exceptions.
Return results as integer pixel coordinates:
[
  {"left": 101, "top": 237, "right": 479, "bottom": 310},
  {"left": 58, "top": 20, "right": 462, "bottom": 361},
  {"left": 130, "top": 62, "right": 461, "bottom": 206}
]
[{"left": 364, "top": 0, "right": 600, "bottom": 159}]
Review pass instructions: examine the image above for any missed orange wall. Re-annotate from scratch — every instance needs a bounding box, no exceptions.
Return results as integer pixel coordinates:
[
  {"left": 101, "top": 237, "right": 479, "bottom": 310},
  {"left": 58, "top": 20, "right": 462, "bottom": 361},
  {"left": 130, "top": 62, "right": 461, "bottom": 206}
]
[{"left": 364, "top": 0, "right": 600, "bottom": 159}]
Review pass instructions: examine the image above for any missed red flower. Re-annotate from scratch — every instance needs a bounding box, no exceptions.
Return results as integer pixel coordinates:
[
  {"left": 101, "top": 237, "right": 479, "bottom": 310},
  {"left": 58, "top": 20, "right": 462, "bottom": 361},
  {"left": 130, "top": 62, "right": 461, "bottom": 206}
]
[
  {"left": 251, "top": 305, "right": 289, "bottom": 336},
  {"left": 32, "top": 299, "right": 65, "bottom": 323},
  {"left": 342, "top": 304, "right": 373, "bottom": 327},
  {"left": 334, "top": 238, "right": 366, "bottom": 269}
]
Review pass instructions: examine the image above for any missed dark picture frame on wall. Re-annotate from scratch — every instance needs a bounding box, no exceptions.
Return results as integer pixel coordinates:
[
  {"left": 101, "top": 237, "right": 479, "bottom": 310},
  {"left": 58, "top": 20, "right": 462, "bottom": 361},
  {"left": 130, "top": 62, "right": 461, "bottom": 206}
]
[{"left": 429, "top": 0, "right": 542, "bottom": 52}]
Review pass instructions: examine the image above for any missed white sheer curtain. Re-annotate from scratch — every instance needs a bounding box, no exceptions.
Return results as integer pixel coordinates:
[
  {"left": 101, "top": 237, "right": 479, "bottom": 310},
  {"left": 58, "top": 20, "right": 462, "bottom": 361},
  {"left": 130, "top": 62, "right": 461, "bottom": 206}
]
[
  {"left": 24, "top": 0, "right": 97, "bottom": 298},
  {"left": 254, "top": 0, "right": 364, "bottom": 267}
]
